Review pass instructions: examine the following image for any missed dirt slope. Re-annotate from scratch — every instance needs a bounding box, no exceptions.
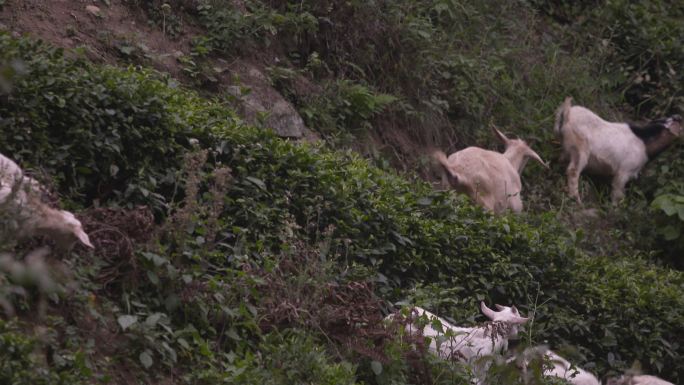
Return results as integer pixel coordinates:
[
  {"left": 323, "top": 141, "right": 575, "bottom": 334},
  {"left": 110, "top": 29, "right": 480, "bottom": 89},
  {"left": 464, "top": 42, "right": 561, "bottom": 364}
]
[{"left": 1, "top": 0, "right": 194, "bottom": 78}]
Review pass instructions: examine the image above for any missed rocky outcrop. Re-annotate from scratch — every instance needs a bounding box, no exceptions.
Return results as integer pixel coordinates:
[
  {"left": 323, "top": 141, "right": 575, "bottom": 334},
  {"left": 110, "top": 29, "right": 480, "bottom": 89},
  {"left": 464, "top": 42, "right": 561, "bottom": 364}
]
[{"left": 226, "top": 61, "right": 318, "bottom": 141}]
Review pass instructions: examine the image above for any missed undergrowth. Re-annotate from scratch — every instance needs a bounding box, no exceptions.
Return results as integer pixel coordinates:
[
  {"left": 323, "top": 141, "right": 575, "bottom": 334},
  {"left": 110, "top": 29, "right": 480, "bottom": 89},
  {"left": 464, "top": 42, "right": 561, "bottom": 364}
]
[
  {"left": 183, "top": 0, "right": 684, "bottom": 266},
  {"left": 1, "top": 32, "right": 684, "bottom": 383}
]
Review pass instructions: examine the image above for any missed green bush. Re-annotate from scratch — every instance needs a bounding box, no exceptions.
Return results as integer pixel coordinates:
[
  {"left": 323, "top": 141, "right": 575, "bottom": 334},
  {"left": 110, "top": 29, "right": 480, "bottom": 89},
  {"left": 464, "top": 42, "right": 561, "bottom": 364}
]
[
  {"left": 0, "top": 319, "right": 87, "bottom": 385},
  {"left": 172, "top": 99, "right": 683, "bottom": 381},
  {"left": 529, "top": 0, "right": 683, "bottom": 117},
  {"left": 2, "top": 32, "right": 684, "bottom": 383},
  {"left": 0, "top": 33, "right": 227, "bottom": 213},
  {"left": 194, "top": 0, "right": 612, "bottom": 150},
  {"left": 228, "top": 330, "right": 359, "bottom": 385}
]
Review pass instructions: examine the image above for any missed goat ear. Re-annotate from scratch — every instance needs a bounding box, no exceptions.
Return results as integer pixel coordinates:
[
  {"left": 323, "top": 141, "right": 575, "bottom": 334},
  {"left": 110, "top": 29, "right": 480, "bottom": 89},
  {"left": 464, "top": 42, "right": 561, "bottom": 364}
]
[
  {"left": 494, "top": 304, "right": 506, "bottom": 311},
  {"left": 492, "top": 126, "right": 510, "bottom": 144},
  {"left": 526, "top": 148, "right": 549, "bottom": 169},
  {"left": 480, "top": 301, "right": 496, "bottom": 320},
  {"left": 75, "top": 228, "right": 94, "bottom": 249},
  {"left": 512, "top": 315, "right": 529, "bottom": 324},
  {"left": 666, "top": 119, "right": 683, "bottom": 136}
]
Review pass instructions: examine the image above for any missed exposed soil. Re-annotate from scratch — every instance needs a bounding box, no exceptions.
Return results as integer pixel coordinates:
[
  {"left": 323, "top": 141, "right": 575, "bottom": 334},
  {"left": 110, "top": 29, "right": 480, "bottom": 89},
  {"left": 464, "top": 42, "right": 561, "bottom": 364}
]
[{"left": 1, "top": 0, "right": 199, "bottom": 79}]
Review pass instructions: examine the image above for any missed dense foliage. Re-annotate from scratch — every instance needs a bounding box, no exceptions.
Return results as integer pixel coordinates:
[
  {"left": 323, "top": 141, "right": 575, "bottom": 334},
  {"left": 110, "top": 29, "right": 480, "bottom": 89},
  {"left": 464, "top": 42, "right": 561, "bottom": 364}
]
[
  {"left": 1, "top": 29, "right": 683, "bottom": 384},
  {"left": 179, "top": 0, "right": 684, "bottom": 262},
  {"left": 0, "top": 34, "right": 225, "bottom": 213},
  {"left": 191, "top": 0, "right": 611, "bottom": 147}
]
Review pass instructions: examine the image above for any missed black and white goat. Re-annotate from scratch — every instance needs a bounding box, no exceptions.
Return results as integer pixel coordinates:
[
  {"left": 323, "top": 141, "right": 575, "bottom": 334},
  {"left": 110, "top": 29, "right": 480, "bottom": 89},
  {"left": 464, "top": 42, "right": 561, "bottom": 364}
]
[{"left": 554, "top": 97, "right": 682, "bottom": 203}]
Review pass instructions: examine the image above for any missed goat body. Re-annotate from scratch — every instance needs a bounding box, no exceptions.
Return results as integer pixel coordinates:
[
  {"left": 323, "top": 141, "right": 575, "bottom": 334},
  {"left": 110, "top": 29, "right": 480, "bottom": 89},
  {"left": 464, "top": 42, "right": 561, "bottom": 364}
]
[
  {"left": 0, "top": 154, "right": 26, "bottom": 202},
  {"left": 544, "top": 350, "right": 601, "bottom": 385},
  {"left": 607, "top": 374, "right": 674, "bottom": 385},
  {"left": 388, "top": 302, "right": 529, "bottom": 383},
  {"left": 400, "top": 306, "right": 512, "bottom": 361},
  {"left": 433, "top": 128, "right": 546, "bottom": 213},
  {"left": 434, "top": 147, "right": 523, "bottom": 213},
  {"left": 0, "top": 152, "right": 93, "bottom": 250},
  {"left": 554, "top": 97, "right": 682, "bottom": 203}
]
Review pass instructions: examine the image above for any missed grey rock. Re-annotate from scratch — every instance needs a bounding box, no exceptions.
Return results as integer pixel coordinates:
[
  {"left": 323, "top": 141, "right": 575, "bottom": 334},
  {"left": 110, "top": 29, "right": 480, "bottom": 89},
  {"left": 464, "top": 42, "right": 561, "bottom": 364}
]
[{"left": 227, "top": 62, "right": 317, "bottom": 140}]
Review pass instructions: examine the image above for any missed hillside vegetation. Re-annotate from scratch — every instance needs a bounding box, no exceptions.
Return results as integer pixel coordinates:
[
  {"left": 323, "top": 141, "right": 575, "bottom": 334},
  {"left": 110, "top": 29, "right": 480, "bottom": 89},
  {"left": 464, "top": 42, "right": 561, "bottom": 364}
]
[
  {"left": 162, "top": 0, "right": 684, "bottom": 261},
  {"left": 1, "top": 0, "right": 683, "bottom": 384}
]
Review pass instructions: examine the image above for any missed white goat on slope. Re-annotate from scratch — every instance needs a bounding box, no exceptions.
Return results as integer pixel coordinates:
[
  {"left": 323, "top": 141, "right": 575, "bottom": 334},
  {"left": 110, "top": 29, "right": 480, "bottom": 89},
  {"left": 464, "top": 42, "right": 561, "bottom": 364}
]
[
  {"left": 388, "top": 302, "right": 529, "bottom": 383},
  {"left": 433, "top": 128, "right": 547, "bottom": 214},
  {"left": 0, "top": 152, "right": 93, "bottom": 251},
  {"left": 607, "top": 374, "right": 675, "bottom": 385},
  {"left": 543, "top": 349, "right": 601, "bottom": 385},
  {"left": 554, "top": 97, "right": 682, "bottom": 203},
  {"left": 513, "top": 347, "right": 601, "bottom": 385}
]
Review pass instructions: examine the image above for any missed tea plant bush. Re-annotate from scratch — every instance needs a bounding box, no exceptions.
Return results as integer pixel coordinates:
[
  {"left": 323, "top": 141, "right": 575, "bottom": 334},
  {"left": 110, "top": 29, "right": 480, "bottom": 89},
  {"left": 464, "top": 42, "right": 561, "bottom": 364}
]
[
  {"left": 1, "top": 31, "right": 684, "bottom": 383},
  {"left": 0, "top": 33, "right": 224, "bottom": 213},
  {"left": 0, "top": 319, "right": 87, "bottom": 385}
]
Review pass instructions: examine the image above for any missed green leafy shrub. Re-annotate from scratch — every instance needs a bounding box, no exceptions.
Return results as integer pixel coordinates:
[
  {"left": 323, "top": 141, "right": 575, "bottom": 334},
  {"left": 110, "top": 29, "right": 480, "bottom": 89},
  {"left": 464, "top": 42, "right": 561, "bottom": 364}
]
[
  {"left": 649, "top": 192, "right": 684, "bottom": 267},
  {"left": 529, "top": 0, "right": 683, "bottom": 117},
  {"left": 651, "top": 194, "right": 684, "bottom": 240},
  {"left": 195, "top": 0, "right": 611, "bottom": 152},
  {"left": 0, "top": 319, "right": 87, "bottom": 385},
  {"left": 295, "top": 79, "right": 397, "bottom": 142},
  {"left": 140, "top": 1, "right": 186, "bottom": 38},
  {"left": 0, "top": 33, "right": 231, "bottom": 212},
  {"left": 2, "top": 33, "right": 684, "bottom": 383},
  {"left": 599, "top": 1, "right": 684, "bottom": 117},
  {"left": 227, "top": 330, "right": 359, "bottom": 385}
]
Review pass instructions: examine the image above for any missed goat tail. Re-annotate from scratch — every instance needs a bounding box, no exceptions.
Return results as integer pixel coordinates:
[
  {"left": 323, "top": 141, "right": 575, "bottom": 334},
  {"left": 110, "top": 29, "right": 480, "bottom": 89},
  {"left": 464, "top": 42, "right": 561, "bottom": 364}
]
[
  {"left": 554, "top": 96, "right": 573, "bottom": 135},
  {"left": 431, "top": 150, "right": 458, "bottom": 187},
  {"left": 432, "top": 150, "right": 450, "bottom": 170}
]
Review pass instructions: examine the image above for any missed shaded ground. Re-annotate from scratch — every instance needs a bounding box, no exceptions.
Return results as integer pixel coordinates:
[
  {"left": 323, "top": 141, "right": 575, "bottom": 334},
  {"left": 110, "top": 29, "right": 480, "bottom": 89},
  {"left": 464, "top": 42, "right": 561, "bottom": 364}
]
[
  {"left": 1, "top": 0, "right": 320, "bottom": 140},
  {"left": 1, "top": 0, "right": 194, "bottom": 78}
]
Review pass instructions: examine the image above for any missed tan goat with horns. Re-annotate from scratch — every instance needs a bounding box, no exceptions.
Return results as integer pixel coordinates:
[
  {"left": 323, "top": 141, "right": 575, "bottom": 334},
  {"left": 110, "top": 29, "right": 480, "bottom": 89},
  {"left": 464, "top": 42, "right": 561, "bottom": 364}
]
[{"left": 433, "top": 127, "right": 547, "bottom": 214}]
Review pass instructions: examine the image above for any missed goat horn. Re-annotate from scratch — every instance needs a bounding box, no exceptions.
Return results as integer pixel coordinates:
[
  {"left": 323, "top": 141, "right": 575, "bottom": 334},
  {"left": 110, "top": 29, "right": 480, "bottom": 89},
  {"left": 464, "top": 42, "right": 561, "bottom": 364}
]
[
  {"left": 480, "top": 301, "right": 497, "bottom": 320},
  {"left": 491, "top": 125, "right": 510, "bottom": 144},
  {"left": 527, "top": 148, "right": 549, "bottom": 169},
  {"left": 76, "top": 229, "right": 95, "bottom": 249}
]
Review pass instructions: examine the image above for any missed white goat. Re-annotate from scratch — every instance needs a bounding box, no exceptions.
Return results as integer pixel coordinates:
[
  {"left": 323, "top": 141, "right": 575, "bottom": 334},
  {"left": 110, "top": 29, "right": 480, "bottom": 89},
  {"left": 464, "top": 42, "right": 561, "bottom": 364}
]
[
  {"left": 607, "top": 374, "right": 674, "bottom": 385},
  {"left": 388, "top": 302, "right": 529, "bottom": 383},
  {"left": 512, "top": 347, "right": 600, "bottom": 385},
  {"left": 0, "top": 153, "right": 93, "bottom": 251},
  {"left": 542, "top": 349, "right": 601, "bottom": 385},
  {"left": 554, "top": 97, "right": 683, "bottom": 203},
  {"left": 433, "top": 128, "right": 547, "bottom": 214}
]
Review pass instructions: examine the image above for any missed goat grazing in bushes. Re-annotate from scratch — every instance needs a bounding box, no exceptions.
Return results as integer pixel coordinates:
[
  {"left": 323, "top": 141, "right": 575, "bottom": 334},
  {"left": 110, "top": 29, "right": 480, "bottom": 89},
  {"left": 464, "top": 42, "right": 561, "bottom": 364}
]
[
  {"left": 433, "top": 127, "right": 547, "bottom": 214},
  {"left": 554, "top": 97, "right": 682, "bottom": 204},
  {"left": 388, "top": 302, "right": 529, "bottom": 384}
]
